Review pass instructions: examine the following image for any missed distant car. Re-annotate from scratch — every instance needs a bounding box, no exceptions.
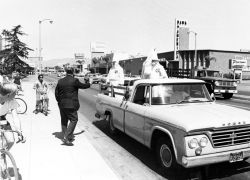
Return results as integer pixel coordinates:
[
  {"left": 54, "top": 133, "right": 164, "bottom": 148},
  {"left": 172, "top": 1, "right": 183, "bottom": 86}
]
[
  {"left": 75, "top": 72, "right": 85, "bottom": 77},
  {"left": 99, "top": 74, "right": 108, "bottom": 83},
  {"left": 57, "top": 71, "right": 66, "bottom": 78},
  {"left": 84, "top": 73, "right": 101, "bottom": 84}
]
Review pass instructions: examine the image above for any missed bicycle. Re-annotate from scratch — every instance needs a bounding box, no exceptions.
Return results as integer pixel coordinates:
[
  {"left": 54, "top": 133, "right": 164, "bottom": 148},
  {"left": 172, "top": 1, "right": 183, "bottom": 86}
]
[
  {"left": 37, "top": 93, "right": 48, "bottom": 116},
  {"left": 0, "top": 128, "right": 24, "bottom": 180},
  {"left": 14, "top": 98, "right": 27, "bottom": 115}
]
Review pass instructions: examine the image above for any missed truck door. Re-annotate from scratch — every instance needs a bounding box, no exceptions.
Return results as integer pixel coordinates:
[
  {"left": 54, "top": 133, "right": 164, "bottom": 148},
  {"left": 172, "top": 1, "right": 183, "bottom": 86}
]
[{"left": 123, "top": 85, "right": 148, "bottom": 144}]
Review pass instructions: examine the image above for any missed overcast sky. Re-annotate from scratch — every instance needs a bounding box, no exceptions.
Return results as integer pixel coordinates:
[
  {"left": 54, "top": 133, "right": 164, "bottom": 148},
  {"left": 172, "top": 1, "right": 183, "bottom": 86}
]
[{"left": 1, "top": 0, "right": 250, "bottom": 61}]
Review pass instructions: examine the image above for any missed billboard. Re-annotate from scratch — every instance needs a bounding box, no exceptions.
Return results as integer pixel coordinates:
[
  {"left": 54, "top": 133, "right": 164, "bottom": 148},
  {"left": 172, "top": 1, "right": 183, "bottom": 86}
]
[
  {"left": 75, "top": 53, "right": 84, "bottom": 60},
  {"left": 90, "top": 42, "right": 106, "bottom": 53},
  {"left": 174, "top": 19, "right": 188, "bottom": 61},
  {"left": 229, "top": 59, "right": 247, "bottom": 70}
]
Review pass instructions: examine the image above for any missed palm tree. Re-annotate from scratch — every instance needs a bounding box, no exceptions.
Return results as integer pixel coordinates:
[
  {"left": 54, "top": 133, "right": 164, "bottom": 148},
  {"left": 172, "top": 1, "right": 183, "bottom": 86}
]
[
  {"left": 0, "top": 25, "right": 33, "bottom": 73},
  {"left": 76, "top": 60, "right": 85, "bottom": 72},
  {"left": 92, "top": 57, "right": 100, "bottom": 73},
  {"left": 204, "top": 55, "right": 216, "bottom": 68},
  {"left": 63, "top": 63, "right": 70, "bottom": 69},
  {"left": 102, "top": 56, "right": 110, "bottom": 74}
]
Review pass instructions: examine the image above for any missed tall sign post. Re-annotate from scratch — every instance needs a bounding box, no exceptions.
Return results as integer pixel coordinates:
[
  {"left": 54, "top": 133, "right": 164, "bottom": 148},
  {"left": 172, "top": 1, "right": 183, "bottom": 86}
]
[{"left": 174, "top": 19, "right": 188, "bottom": 61}]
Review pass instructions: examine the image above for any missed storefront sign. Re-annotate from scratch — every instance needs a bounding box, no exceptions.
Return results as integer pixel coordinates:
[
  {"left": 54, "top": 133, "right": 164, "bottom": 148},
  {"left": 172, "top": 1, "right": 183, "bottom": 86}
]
[{"left": 230, "top": 59, "right": 247, "bottom": 70}]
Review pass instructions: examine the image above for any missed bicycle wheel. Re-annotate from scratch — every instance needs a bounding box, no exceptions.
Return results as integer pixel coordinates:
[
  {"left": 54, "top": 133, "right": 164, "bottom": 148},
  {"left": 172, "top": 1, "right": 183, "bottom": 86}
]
[
  {"left": 0, "top": 150, "right": 19, "bottom": 180},
  {"left": 15, "top": 98, "right": 27, "bottom": 114}
]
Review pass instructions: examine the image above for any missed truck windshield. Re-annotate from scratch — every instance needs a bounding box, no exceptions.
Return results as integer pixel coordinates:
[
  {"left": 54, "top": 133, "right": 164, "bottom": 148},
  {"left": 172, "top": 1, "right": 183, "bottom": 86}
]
[{"left": 151, "top": 83, "right": 212, "bottom": 105}]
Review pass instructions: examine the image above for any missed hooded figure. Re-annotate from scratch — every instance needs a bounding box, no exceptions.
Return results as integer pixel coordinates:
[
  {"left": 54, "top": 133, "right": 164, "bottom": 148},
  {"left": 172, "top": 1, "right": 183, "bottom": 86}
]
[
  {"left": 141, "top": 48, "right": 168, "bottom": 79},
  {"left": 106, "top": 53, "right": 125, "bottom": 86}
]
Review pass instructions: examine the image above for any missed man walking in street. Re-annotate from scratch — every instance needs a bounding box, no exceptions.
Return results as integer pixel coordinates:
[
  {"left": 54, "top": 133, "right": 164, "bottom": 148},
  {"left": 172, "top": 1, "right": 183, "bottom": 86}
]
[{"left": 55, "top": 68, "right": 90, "bottom": 146}]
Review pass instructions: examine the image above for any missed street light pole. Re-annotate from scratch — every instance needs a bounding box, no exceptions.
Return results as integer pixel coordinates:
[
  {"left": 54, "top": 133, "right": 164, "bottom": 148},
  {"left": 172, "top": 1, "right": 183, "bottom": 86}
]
[
  {"left": 38, "top": 19, "right": 53, "bottom": 74},
  {"left": 188, "top": 30, "right": 197, "bottom": 66}
]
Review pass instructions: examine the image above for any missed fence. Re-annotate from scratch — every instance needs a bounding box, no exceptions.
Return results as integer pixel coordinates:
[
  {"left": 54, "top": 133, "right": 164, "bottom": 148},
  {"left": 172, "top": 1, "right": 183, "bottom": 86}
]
[{"left": 167, "top": 69, "right": 191, "bottom": 78}]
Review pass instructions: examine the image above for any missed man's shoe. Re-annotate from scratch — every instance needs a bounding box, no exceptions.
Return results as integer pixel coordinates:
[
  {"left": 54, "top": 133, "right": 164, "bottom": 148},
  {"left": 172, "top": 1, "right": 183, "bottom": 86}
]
[
  {"left": 43, "top": 111, "right": 48, "bottom": 116},
  {"left": 62, "top": 138, "right": 73, "bottom": 146},
  {"left": 68, "top": 137, "right": 75, "bottom": 142}
]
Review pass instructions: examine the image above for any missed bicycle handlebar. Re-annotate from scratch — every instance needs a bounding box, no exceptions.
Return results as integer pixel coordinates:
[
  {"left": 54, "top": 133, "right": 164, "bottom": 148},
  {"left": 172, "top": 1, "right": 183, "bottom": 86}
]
[{"left": 0, "top": 129, "right": 25, "bottom": 143}]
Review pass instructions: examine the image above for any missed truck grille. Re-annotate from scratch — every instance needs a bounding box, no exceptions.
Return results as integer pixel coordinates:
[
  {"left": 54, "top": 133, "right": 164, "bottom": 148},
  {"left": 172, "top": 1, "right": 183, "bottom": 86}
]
[
  {"left": 211, "top": 126, "right": 250, "bottom": 147},
  {"left": 218, "top": 81, "right": 233, "bottom": 86}
]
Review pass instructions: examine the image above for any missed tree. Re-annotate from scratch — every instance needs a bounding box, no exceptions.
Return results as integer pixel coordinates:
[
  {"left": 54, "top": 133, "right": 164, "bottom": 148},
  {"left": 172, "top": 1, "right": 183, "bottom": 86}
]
[
  {"left": 0, "top": 25, "right": 33, "bottom": 73},
  {"left": 204, "top": 55, "right": 217, "bottom": 68},
  {"left": 54, "top": 65, "right": 62, "bottom": 71},
  {"left": 92, "top": 57, "right": 100, "bottom": 73},
  {"left": 76, "top": 59, "right": 85, "bottom": 72},
  {"left": 63, "top": 63, "right": 70, "bottom": 69},
  {"left": 102, "top": 56, "right": 110, "bottom": 74}
]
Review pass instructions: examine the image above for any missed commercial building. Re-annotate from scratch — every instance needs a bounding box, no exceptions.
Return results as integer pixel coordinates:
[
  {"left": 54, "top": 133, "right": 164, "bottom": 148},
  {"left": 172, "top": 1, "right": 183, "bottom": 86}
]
[{"left": 118, "top": 49, "right": 250, "bottom": 80}]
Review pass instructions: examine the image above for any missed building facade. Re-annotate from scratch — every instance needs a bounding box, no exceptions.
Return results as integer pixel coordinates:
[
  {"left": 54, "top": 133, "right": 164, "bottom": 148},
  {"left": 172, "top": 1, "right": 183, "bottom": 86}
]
[{"left": 118, "top": 49, "right": 250, "bottom": 79}]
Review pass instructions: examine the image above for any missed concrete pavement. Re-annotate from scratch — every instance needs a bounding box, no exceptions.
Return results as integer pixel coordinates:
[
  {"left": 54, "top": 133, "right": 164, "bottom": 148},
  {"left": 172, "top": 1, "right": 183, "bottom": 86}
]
[
  {"left": 234, "top": 80, "right": 250, "bottom": 101},
  {"left": 9, "top": 75, "right": 119, "bottom": 180}
]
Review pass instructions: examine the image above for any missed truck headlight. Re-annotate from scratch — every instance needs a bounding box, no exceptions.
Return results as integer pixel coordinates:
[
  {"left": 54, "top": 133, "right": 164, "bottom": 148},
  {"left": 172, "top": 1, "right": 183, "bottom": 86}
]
[
  {"left": 233, "top": 82, "right": 238, "bottom": 87},
  {"left": 214, "top": 81, "right": 219, "bottom": 86},
  {"left": 188, "top": 138, "right": 198, "bottom": 149},
  {"left": 199, "top": 137, "right": 208, "bottom": 148}
]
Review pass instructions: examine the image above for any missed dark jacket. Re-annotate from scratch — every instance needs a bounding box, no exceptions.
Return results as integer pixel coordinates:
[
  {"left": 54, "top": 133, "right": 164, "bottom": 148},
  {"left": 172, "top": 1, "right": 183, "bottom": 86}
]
[{"left": 55, "top": 75, "right": 90, "bottom": 110}]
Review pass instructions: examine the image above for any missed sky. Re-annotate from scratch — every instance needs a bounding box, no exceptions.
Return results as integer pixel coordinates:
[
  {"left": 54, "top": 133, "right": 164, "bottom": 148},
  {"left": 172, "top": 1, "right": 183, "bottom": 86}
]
[{"left": 1, "top": 0, "right": 250, "bottom": 62}]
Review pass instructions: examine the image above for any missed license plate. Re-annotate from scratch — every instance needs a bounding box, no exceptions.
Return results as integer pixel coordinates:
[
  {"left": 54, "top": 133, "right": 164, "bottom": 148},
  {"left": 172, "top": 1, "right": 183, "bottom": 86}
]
[{"left": 229, "top": 152, "right": 243, "bottom": 163}]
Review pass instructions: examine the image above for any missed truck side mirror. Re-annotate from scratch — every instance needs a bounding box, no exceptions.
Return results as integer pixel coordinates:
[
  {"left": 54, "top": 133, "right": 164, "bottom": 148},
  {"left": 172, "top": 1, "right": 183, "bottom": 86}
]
[
  {"left": 210, "top": 93, "right": 216, "bottom": 101},
  {"left": 124, "top": 90, "right": 130, "bottom": 100}
]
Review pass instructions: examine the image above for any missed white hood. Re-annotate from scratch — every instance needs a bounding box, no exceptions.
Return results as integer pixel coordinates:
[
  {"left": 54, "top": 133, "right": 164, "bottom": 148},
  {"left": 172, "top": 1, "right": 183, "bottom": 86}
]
[{"left": 146, "top": 103, "right": 250, "bottom": 132}]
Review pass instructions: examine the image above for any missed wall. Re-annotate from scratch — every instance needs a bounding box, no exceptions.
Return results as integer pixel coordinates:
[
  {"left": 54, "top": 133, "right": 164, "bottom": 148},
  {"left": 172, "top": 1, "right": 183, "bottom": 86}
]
[{"left": 208, "top": 51, "right": 250, "bottom": 79}]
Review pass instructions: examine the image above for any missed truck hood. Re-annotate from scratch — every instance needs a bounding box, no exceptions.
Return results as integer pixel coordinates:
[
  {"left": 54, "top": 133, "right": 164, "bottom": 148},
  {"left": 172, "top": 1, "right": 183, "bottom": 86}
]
[
  {"left": 147, "top": 103, "right": 250, "bottom": 132},
  {"left": 199, "top": 77, "right": 236, "bottom": 82}
]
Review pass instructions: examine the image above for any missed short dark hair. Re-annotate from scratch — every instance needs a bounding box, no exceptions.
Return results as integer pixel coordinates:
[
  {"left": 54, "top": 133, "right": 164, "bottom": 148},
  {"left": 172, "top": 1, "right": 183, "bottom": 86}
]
[
  {"left": 38, "top": 74, "right": 43, "bottom": 79},
  {"left": 66, "top": 68, "right": 74, "bottom": 75}
]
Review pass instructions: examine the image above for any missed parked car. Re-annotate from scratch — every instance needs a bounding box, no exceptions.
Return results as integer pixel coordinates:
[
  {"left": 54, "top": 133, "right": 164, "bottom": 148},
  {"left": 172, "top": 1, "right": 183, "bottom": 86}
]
[
  {"left": 95, "top": 78, "right": 250, "bottom": 174},
  {"left": 99, "top": 74, "right": 108, "bottom": 83},
  {"left": 193, "top": 69, "right": 238, "bottom": 99},
  {"left": 74, "top": 72, "right": 85, "bottom": 77},
  {"left": 84, "top": 73, "right": 101, "bottom": 84},
  {"left": 57, "top": 71, "right": 66, "bottom": 78}
]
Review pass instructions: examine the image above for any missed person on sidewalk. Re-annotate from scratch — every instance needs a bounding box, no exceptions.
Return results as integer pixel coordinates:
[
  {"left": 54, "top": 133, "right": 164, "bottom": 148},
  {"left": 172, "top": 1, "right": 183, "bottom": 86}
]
[
  {"left": 55, "top": 68, "right": 90, "bottom": 146},
  {"left": 0, "top": 83, "right": 25, "bottom": 150},
  {"left": 33, "top": 74, "right": 49, "bottom": 116},
  {"left": 12, "top": 70, "right": 23, "bottom": 92}
]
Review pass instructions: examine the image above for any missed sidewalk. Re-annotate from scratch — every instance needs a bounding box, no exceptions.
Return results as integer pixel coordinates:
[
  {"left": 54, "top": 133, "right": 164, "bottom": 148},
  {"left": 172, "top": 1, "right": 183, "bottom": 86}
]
[{"left": 9, "top": 76, "right": 119, "bottom": 180}]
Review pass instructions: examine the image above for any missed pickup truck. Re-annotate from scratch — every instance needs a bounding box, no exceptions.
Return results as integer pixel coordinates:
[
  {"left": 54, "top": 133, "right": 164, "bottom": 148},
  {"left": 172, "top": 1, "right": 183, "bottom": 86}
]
[
  {"left": 95, "top": 78, "right": 250, "bottom": 172},
  {"left": 193, "top": 69, "right": 237, "bottom": 99}
]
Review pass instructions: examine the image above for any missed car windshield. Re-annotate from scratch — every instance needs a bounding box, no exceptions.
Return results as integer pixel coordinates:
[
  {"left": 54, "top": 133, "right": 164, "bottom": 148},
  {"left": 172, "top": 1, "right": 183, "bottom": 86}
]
[
  {"left": 151, "top": 83, "right": 212, "bottom": 105},
  {"left": 207, "top": 71, "right": 221, "bottom": 77}
]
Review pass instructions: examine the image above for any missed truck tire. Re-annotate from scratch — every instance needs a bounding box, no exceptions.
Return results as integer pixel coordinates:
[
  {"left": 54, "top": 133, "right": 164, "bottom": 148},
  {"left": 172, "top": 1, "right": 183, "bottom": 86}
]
[
  {"left": 106, "top": 114, "right": 118, "bottom": 135},
  {"left": 156, "top": 137, "right": 179, "bottom": 171},
  {"left": 222, "top": 93, "right": 233, "bottom": 99}
]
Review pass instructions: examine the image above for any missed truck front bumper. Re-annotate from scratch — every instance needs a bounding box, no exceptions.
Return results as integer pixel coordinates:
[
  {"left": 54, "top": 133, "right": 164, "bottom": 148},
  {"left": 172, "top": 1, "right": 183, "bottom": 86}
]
[
  {"left": 182, "top": 147, "right": 250, "bottom": 168},
  {"left": 214, "top": 89, "right": 237, "bottom": 94}
]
